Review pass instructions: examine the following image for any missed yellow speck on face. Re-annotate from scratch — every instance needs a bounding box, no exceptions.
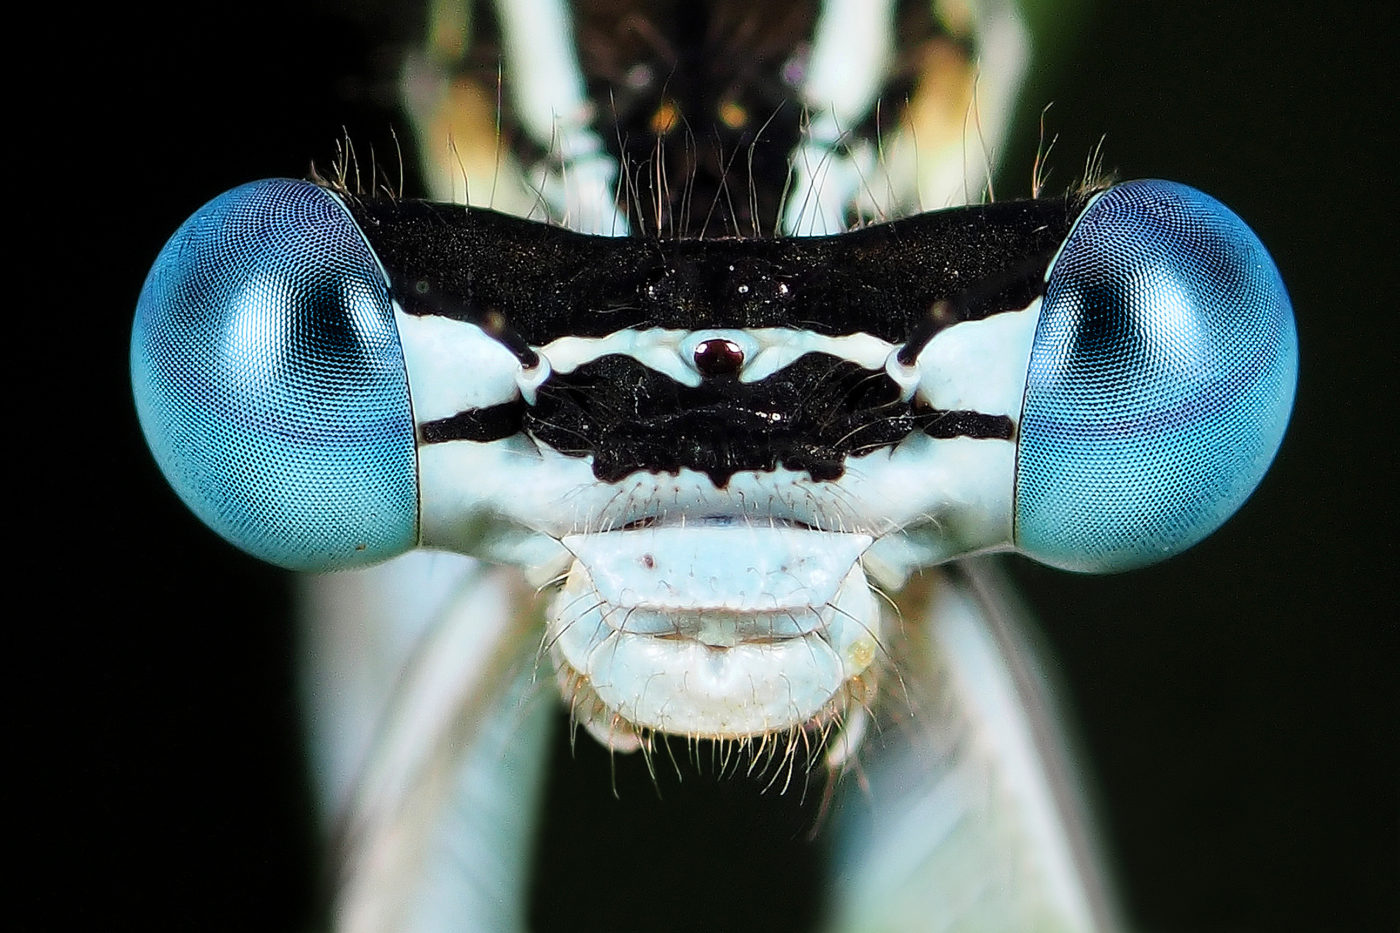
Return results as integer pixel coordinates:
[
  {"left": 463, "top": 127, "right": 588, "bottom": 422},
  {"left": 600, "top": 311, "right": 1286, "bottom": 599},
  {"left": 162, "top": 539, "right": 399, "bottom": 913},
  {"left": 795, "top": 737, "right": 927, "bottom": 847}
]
[
  {"left": 718, "top": 99, "right": 747, "bottom": 130},
  {"left": 650, "top": 99, "right": 680, "bottom": 135},
  {"left": 847, "top": 638, "right": 875, "bottom": 672}
]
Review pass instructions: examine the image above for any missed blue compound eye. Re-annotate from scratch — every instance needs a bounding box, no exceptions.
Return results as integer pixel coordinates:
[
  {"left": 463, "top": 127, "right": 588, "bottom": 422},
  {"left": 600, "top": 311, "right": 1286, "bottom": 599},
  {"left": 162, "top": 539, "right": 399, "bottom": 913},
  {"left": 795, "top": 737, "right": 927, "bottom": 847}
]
[
  {"left": 131, "top": 179, "right": 419, "bottom": 571},
  {"left": 1015, "top": 180, "right": 1297, "bottom": 572}
]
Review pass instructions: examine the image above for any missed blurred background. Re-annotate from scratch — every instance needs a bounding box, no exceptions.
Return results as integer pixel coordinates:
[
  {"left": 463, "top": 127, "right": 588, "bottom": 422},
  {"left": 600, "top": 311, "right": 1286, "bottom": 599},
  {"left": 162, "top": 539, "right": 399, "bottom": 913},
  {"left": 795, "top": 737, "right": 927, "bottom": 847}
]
[{"left": 26, "top": 1, "right": 1391, "bottom": 930}]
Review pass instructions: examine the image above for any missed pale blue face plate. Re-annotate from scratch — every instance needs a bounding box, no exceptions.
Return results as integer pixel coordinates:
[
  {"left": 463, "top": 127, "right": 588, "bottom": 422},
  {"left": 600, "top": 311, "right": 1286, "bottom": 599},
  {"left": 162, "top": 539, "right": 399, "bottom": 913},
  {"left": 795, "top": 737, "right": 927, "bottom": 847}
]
[
  {"left": 1015, "top": 180, "right": 1298, "bottom": 572},
  {"left": 131, "top": 179, "right": 419, "bottom": 570}
]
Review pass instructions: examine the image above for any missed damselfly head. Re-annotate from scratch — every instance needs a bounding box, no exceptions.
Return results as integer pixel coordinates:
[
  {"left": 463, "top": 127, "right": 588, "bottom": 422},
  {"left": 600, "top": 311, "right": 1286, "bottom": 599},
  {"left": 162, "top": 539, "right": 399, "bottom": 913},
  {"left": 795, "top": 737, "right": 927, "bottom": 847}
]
[{"left": 132, "top": 4, "right": 1295, "bottom": 774}]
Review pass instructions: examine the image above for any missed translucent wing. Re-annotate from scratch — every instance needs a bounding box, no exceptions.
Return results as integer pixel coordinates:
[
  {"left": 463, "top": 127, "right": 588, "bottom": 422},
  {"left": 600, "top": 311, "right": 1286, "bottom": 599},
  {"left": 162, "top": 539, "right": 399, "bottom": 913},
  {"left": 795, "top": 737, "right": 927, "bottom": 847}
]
[
  {"left": 302, "top": 556, "right": 551, "bottom": 931},
  {"left": 824, "top": 560, "right": 1120, "bottom": 931}
]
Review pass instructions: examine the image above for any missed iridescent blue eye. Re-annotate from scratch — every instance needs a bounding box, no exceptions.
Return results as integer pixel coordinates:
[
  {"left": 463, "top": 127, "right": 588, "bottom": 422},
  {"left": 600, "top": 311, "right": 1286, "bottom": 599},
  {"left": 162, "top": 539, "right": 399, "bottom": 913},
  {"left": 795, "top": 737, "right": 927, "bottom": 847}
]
[
  {"left": 1015, "top": 180, "right": 1297, "bottom": 572},
  {"left": 131, "top": 179, "right": 418, "bottom": 571}
]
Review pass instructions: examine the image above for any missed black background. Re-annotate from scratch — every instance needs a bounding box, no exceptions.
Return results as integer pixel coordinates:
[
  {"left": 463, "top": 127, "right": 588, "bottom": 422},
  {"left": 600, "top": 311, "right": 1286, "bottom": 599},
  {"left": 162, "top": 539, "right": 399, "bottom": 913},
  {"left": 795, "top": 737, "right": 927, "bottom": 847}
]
[{"left": 26, "top": 1, "right": 1392, "bottom": 930}]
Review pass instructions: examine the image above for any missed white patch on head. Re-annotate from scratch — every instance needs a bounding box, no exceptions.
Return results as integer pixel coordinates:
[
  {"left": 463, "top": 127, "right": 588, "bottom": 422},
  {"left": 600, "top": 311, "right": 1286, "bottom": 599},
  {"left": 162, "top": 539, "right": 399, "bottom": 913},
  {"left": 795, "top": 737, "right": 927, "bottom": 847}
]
[
  {"left": 739, "top": 328, "right": 893, "bottom": 381},
  {"left": 913, "top": 300, "right": 1041, "bottom": 415},
  {"left": 565, "top": 524, "right": 872, "bottom": 614},
  {"left": 395, "top": 307, "right": 522, "bottom": 420},
  {"left": 856, "top": 434, "right": 1018, "bottom": 577},
  {"left": 548, "top": 524, "right": 880, "bottom": 738},
  {"left": 540, "top": 329, "right": 696, "bottom": 385},
  {"left": 538, "top": 327, "right": 897, "bottom": 386}
]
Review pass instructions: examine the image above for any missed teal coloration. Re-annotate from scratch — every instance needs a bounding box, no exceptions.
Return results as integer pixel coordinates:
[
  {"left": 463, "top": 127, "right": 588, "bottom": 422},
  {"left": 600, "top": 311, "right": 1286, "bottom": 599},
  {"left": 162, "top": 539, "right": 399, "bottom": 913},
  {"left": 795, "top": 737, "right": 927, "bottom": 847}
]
[
  {"left": 1015, "top": 180, "right": 1297, "bottom": 572},
  {"left": 131, "top": 179, "right": 418, "bottom": 570}
]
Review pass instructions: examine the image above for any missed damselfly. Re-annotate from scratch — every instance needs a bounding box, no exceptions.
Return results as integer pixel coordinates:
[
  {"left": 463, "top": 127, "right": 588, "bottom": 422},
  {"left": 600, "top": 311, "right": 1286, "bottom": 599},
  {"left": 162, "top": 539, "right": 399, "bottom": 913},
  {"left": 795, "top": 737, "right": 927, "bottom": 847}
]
[{"left": 130, "top": 2, "right": 1296, "bottom": 930}]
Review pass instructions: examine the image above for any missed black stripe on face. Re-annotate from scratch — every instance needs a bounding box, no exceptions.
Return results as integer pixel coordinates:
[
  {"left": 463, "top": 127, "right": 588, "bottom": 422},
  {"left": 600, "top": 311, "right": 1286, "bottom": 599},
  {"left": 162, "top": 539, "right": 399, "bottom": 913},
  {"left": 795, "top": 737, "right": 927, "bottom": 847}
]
[
  {"left": 921, "top": 410, "right": 1014, "bottom": 440},
  {"left": 419, "top": 402, "right": 525, "bottom": 444},
  {"left": 343, "top": 192, "right": 1086, "bottom": 347},
  {"left": 418, "top": 352, "right": 1013, "bottom": 487}
]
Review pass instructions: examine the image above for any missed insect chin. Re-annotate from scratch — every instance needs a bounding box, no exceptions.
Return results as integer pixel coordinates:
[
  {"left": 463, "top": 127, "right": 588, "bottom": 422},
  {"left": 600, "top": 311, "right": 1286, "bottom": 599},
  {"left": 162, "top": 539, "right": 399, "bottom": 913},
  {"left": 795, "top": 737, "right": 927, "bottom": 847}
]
[
  {"left": 555, "top": 661, "right": 877, "bottom": 780},
  {"left": 542, "top": 522, "right": 885, "bottom": 770}
]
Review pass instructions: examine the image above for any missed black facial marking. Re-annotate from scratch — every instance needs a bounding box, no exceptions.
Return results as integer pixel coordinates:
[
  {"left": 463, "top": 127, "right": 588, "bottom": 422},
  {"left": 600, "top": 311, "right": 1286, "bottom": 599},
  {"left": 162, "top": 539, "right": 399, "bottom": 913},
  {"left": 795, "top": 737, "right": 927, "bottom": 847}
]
[
  {"left": 342, "top": 192, "right": 1087, "bottom": 348},
  {"left": 920, "top": 410, "right": 1014, "bottom": 441},
  {"left": 353, "top": 191, "right": 1088, "bottom": 485},
  {"left": 443, "top": 352, "right": 1007, "bottom": 487},
  {"left": 420, "top": 402, "right": 525, "bottom": 444}
]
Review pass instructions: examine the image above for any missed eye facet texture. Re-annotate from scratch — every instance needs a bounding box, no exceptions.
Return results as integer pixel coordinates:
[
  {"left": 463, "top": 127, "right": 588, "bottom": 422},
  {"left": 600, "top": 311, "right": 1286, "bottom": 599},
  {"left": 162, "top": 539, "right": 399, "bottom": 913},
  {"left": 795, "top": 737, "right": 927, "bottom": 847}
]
[
  {"left": 1016, "top": 180, "right": 1297, "bottom": 572},
  {"left": 131, "top": 179, "right": 418, "bottom": 570}
]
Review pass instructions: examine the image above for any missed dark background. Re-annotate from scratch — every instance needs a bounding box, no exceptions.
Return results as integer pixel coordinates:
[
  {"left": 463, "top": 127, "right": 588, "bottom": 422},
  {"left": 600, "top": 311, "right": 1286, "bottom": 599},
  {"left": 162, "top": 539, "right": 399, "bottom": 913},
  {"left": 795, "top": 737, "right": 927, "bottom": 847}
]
[{"left": 26, "top": 1, "right": 1392, "bottom": 930}]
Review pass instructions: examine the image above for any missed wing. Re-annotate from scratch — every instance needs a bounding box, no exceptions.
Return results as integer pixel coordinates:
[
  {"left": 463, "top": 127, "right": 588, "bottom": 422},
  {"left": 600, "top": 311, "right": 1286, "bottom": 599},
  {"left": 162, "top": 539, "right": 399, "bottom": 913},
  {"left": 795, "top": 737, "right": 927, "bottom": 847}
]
[
  {"left": 300, "top": 556, "right": 551, "bottom": 932},
  {"left": 825, "top": 559, "right": 1122, "bottom": 932}
]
